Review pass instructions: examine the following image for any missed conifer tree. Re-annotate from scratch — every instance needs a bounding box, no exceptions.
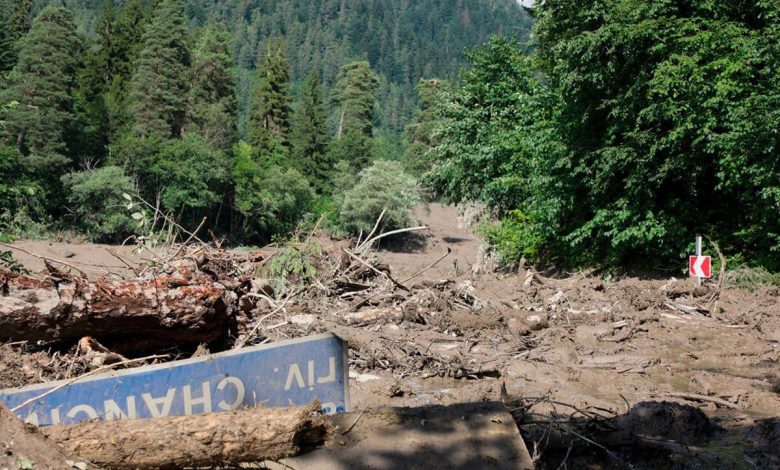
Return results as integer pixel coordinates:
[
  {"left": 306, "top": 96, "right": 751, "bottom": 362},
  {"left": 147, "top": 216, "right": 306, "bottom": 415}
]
[
  {"left": 0, "top": 0, "right": 33, "bottom": 73},
  {"left": 331, "top": 61, "right": 380, "bottom": 140},
  {"left": 329, "top": 61, "right": 380, "bottom": 170},
  {"left": 104, "top": 0, "right": 150, "bottom": 141},
  {"left": 401, "top": 78, "right": 448, "bottom": 174},
  {"left": 0, "top": 7, "right": 81, "bottom": 169},
  {"left": 290, "top": 71, "right": 332, "bottom": 192},
  {"left": 127, "top": 0, "right": 191, "bottom": 141},
  {"left": 248, "top": 39, "right": 291, "bottom": 164},
  {"left": 186, "top": 21, "right": 237, "bottom": 151}
]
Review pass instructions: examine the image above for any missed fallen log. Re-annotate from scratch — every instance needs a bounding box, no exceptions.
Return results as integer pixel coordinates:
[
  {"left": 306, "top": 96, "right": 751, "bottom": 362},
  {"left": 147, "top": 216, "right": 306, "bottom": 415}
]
[
  {"left": 43, "top": 404, "right": 330, "bottom": 469},
  {"left": 0, "top": 267, "right": 234, "bottom": 350}
]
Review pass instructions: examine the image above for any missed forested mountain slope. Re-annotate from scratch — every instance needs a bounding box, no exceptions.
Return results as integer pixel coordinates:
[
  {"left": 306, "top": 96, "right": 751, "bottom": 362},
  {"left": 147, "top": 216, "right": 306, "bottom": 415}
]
[{"left": 36, "top": 0, "right": 532, "bottom": 133}]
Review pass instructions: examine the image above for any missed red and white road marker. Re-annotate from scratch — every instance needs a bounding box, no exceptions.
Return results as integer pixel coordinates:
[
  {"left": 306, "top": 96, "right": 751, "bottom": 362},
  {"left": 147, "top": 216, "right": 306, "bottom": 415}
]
[{"left": 689, "top": 255, "right": 711, "bottom": 279}]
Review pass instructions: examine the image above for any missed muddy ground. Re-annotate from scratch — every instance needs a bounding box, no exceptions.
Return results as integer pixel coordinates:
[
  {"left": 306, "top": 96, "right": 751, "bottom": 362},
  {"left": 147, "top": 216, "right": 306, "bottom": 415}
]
[{"left": 1, "top": 204, "right": 779, "bottom": 468}]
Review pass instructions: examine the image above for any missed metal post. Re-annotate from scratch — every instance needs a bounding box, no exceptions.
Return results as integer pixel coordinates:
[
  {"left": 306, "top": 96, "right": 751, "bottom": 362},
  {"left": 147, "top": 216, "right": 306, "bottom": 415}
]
[{"left": 695, "top": 235, "right": 702, "bottom": 286}]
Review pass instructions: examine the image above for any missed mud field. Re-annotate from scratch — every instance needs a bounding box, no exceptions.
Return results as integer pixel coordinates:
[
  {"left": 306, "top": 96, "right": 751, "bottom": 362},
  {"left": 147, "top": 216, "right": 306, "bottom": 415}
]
[{"left": 1, "top": 204, "right": 779, "bottom": 468}]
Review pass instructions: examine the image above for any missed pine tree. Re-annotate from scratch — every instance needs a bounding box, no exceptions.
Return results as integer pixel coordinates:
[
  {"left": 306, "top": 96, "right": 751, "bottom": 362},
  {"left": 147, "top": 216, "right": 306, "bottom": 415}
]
[
  {"left": 331, "top": 61, "right": 380, "bottom": 140},
  {"left": 329, "top": 61, "right": 380, "bottom": 170},
  {"left": 9, "top": 0, "right": 33, "bottom": 41},
  {"left": 186, "top": 20, "right": 238, "bottom": 151},
  {"left": 290, "top": 71, "right": 332, "bottom": 192},
  {"left": 0, "top": 0, "right": 32, "bottom": 74},
  {"left": 248, "top": 39, "right": 291, "bottom": 164},
  {"left": 104, "top": 0, "right": 150, "bottom": 141},
  {"left": 127, "top": 0, "right": 191, "bottom": 141},
  {"left": 401, "top": 78, "right": 448, "bottom": 174},
  {"left": 0, "top": 7, "right": 81, "bottom": 169}
]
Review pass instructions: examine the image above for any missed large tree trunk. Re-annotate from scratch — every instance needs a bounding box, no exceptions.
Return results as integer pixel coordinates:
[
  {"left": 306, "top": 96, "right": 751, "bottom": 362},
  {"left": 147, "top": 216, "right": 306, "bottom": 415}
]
[
  {"left": 42, "top": 404, "right": 330, "bottom": 469},
  {"left": 0, "top": 268, "right": 234, "bottom": 350}
]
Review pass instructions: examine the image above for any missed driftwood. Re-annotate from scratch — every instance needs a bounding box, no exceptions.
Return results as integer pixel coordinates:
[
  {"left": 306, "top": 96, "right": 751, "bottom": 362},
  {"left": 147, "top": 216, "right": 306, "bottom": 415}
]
[
  {"left": 0, "top": 268, "right": 233, "bottom": 350},
  {"left": 43, "top": 404, "right": 330, "bottom": 469}
]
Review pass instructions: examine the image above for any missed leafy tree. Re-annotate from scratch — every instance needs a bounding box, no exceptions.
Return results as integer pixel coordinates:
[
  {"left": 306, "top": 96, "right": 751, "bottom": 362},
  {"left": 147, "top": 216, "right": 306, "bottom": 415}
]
[
  {"left": 61, "top": 166, "right": 138, "bottom": 242},
  {"left": 150, "top": 134, "right": 230, "bottom": 218},
  {"left": 0, "top": 7, "right": 81, "bottom": 171},
  {"left": 248, "top": 39, "right": 291, "bottom": 164},
  {"left": 186, "top": 20, "right": 238, "bottom": 150},
  {"left": 427, "top": 36, "right": 554, "bottom": 212},
  {"left": 531, "top": 0, "right": 780, "bottom": 267},
  {"left": 290, "top": 71, "right": 332, "bottom": 192},
  {"left": 126, "top": 0, "right": 191, "bottom": 142},
  {"left": 340, "top": 160, "right": 420, "bottom": 235},
  {"left": 233, "top": 142, "right": 314, "bottom": 239}
]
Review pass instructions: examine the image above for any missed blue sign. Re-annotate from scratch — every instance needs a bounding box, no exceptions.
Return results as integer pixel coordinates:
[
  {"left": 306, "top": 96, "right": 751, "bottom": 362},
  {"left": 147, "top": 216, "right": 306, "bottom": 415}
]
[{"left": 0, "top": 333, "right": 349, "bottom": 426}]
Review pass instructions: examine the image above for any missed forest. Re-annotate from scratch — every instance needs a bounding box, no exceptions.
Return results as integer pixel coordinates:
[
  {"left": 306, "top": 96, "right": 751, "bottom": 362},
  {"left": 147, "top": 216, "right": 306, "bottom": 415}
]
[{"left": 1, "top": 0, "right": 779, "bottom": 271}]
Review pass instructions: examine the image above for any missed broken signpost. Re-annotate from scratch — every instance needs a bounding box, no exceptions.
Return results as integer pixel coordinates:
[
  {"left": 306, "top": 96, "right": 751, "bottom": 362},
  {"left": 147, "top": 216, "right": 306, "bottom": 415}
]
[{"left": 0, "top": 333, "right": 349, "bottom": 426}]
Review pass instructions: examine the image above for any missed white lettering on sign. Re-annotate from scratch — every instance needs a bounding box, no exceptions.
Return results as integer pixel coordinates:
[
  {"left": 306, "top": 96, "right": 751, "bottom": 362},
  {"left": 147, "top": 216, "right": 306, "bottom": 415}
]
[
  {"left": 285, "top": 363, "right": 305, "bottom": 390},
  {"left": 216, "top": 377, "right": 246, "bottom": 411},
  {"left": 51, "top": 408, "right": 61, "bottom": 425},
  {"left": 284, "top": 357, "right": 338, "bottom": 391},
  {"left": 67, "top": 404, "right": 98, "bottom": 420},
  {"left": 24, "top": 412, "right": 39, "bottom": 426},
  {"left": 14, "top": 372, "right": 326, "bottom": 423},
  {"left": 142, "top": 388, "right": 176, "bottom": 417},
  {"left": 104, "top": 396, "right": 137, "bottom": 420},
  {"left": 318, "top": 357, "right": 337, "bottom": 384},
  {"left": 183, "top": 381, "right": 212, "bottom": 415}
]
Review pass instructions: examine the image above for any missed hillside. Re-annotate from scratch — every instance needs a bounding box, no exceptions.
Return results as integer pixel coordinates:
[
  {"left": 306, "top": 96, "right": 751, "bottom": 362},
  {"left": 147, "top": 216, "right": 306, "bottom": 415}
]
[{"left": 40, "top": 0, "right": 532, "bottom": 134}]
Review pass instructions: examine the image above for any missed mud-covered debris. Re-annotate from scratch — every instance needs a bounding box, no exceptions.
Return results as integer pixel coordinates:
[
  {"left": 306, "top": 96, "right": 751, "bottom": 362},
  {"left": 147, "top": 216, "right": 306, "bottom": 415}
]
[{"left": 617, "top": 401, "right": 715, "bottom": 445}]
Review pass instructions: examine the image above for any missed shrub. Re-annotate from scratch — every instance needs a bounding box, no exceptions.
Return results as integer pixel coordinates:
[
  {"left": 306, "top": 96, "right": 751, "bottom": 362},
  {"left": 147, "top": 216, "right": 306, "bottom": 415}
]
[
  {"left": 234, "top": 142, "right": 315, "bottom": 239},
  {"left": 61, "top": 166, "right": 138, "bottom": 242},
  {"left": 340, "top": 160, "right": 421, "bottom": 236},
  {"left": 479, "top": 210, "right": 543, "bottom": 265}
]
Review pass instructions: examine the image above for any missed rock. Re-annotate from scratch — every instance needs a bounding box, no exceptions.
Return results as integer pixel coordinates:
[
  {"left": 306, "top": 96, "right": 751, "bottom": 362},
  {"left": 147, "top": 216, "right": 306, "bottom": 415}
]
[
  {"left": 507, "top": 317, "right": 531, "bottom": 336},
  {"left": 522, "top": 313, "right": 549, "bottom": 331},
  {"left": 289, "top": 314, "right": 317, "bottom": 327}
]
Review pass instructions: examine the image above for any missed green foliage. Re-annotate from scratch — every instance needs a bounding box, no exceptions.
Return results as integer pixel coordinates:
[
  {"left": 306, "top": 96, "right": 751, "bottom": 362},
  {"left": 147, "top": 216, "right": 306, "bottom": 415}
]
[
  {"left": 331, "top": 62, "right": 380, "bottom": 139},
  {"left": 187, "top": 20, "right": 238, "bottom": 150},
  {"left": 248, "top": 39, "right": 291, "bottom": 161},
  {"left": 268, "top": 241, "right": 320, "bottom": 288},
  {"left": 290, "top": 71, "right": 332, "bottom": 193},
  {"left": 531, "top": 0, "right": 780, "bottom": 267},
  {"left": 723, "top": 267, "right": 780, "bottom": 292},
  {"left": 479, "top": 210, "right": 543, "bottom": 264},
  {"left": 0, "top": 250, "right": 26, "bottom": 273},
  {"left": 0, "top": 7, "right": 81, "bottom": 170},
  {"left": 427, "top": 36, "right": 554, "bottom": 211},
  {"left": 233, "top": 141, "right": 314, "bottom": 239},
  {"left": 430, "top": 3, "right": 780, "bottom": 270},
  {"left": 401, "top": 79, "right": 449, "bottom": 175},
  {"left": 151, "top": 134, "right": 230, "bottom": 213},
  {"left": 61, "top": 166, "right": 138, "bottom": 242},
  {"left": 127, "top": 0, "right": 190, "bottom": 141},
  {"left": 340, "top": 160, "right": 420, "bottom": 236},
  {"left": 328, "top": 61, "right": 380, "bottom": 171}
]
